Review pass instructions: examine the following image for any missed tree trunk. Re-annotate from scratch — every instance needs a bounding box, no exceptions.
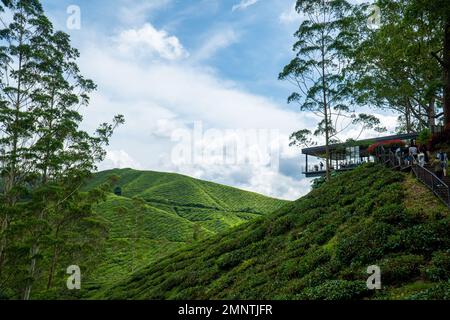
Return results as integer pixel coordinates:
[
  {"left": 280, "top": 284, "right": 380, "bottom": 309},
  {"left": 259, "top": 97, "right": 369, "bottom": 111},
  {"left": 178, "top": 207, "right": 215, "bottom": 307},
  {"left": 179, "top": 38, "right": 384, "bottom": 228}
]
[
  {"left": 23, "top": 202, "right": 47, "bottom": 300},
  {"left": 0, "top": 29, "right": 24, "bottom": 271},
  {"left": 47, "top": 245, "right": 59, "bottom": 290},
  {"left": 405, "top": 100, "right": 412, "bottom": 133},
  {"left": 427, "top": 97, "right": 436, "bottom": 130},
  {"left": 443, "top": 20, "right": 450, "bottom": 128},
  {"left": 23, "top": 244, "right": 39, "bottom": 300},
  {"left": 321, "top": 0, "right": 331, "bottom": 181}
]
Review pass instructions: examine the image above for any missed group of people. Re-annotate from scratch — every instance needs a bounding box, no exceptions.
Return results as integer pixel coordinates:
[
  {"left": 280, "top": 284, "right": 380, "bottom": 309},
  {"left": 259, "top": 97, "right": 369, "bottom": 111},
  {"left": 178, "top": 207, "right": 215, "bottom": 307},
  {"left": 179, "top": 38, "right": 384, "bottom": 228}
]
[
  {"left": 395, "top": 145, "right": 426, "bottom": 166},
  {"left": 395, "top": 144, "right": 448, "bottom": 179}
]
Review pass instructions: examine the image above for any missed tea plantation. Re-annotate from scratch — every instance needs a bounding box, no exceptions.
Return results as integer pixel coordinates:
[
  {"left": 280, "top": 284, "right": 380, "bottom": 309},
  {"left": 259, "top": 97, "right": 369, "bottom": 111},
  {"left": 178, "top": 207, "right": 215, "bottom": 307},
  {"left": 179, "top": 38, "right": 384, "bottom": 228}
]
[
  {"left": 81, "top": 168, "right": 288, "bottom": 293},
  {"left": 97, "top": 164, "right": 450, "bottom": 300}
]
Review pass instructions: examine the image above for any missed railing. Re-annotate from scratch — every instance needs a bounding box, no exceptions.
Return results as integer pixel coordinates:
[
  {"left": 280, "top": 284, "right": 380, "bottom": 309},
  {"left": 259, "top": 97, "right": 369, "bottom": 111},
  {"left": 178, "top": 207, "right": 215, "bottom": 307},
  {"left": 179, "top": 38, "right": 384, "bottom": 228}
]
[
  {"left": 411, "top": 165, "right": 450, "bottom": 207},
  {"left": 302, "top": 162, "right": 364, "bottom": 174},
  {"left": 377, "top": 150, "right": 450, "bottom": 208}
]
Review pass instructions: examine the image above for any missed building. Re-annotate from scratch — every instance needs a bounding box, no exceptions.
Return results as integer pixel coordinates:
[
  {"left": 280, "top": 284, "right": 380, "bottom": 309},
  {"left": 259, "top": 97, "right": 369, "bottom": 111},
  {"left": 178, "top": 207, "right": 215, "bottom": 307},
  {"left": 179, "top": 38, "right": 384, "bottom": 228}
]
[{"left": 302, "top": 133, "right": 418, "bottom": 178}]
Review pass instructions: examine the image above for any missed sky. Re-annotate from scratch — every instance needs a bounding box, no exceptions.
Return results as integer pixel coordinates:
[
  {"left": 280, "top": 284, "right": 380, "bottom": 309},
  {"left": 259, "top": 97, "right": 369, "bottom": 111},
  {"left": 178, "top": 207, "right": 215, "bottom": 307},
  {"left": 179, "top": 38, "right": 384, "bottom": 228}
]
[{"left": 39, "top": 0, "right": 390, "bottom": 200}]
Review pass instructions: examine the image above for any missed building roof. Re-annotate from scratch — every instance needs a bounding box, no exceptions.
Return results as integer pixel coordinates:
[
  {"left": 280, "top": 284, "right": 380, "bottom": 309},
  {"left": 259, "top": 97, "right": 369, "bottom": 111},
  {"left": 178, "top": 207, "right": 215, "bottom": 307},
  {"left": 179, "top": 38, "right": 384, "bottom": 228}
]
[{"left": 302, "top": 133, "right": 419, "bottom": 157}]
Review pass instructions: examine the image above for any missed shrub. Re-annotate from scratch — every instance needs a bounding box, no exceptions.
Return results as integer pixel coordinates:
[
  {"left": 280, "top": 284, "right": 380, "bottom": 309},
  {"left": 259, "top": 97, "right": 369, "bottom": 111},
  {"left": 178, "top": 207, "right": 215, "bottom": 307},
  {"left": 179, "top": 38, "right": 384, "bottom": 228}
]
[
  {"left": 266, "top": 215, "right": 295, "bottom": 236},
  {"left": 297, "top": 280, "right": 370, "bottom": 300},
  {"left": 407, "top": 281, "right": 450, "bottom": 300},
  {"left": 336, "top": 222, "right": 394, "bottom": 265},
  {"left": 313, "top": 224, "right": 337, "bottom": 245},
  {"left": 216, "top": 249, "right": 250, "bottom": 270},
  {"left": 373, "top": 204, "right": 417, "bottom": 228},
  {"left": 388, "top": 219, "right": 450, "bottom": 254},
  {"left": 378, "top": 254, "right": 424, "bottom": 285},
  {"left": 297, "top": 248, "right": 331, "bottom": 278},
  {"left": 422, "top": 251, "right": 450, "bottom": 281}
]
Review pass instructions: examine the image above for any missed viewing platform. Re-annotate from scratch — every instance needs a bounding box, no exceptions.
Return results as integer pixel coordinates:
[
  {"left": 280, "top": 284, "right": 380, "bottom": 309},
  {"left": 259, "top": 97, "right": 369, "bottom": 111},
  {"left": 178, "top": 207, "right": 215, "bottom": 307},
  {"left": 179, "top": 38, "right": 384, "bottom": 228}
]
[{"left": 301, "top": 133, "right": 419, "bottom": 178}]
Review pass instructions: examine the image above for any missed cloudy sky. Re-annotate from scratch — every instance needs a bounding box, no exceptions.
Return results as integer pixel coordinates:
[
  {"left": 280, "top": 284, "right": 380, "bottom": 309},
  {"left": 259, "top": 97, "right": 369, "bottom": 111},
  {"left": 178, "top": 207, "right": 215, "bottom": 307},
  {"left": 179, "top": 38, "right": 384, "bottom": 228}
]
[{"left": 40, "top": 0, "right": 389, "bottom": 200}]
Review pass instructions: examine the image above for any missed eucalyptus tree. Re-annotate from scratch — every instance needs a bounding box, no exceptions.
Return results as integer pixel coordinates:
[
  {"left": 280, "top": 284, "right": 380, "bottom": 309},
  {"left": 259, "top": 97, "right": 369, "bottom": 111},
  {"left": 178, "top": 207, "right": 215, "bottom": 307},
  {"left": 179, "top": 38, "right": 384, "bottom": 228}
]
[
  {"left": 0, "top": 0, "right": 124, "bottom": 299},
  {"left": 280, "top": 0, "right": 382, "bottom": 180},
  {"left": 0, "top": 0, "right": 50, "bottom": 278}
]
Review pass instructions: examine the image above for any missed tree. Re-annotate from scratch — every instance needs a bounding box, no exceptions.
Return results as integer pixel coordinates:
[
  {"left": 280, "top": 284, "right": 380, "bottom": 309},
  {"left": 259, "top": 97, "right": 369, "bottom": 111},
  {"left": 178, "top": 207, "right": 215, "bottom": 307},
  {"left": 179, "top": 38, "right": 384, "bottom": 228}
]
[
  {"left": 346, "top": 1, "right": 445, "bottom": 132},
  {"left": 404, "top": 0, "right": 450, "bottom": 127},
  {"left": 0, "top": 0, "right": 124, "bottom": 299},
  {"left": 0, "top": 0, "right": 50, "bottom": 278},
  {"left": 280, "top": 0, "right": 382, "bottom": 180}
]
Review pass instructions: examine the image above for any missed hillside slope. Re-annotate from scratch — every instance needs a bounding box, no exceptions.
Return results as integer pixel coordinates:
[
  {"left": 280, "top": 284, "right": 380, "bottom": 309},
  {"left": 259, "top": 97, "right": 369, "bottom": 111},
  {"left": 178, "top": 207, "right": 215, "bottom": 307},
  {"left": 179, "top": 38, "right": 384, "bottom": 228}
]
[
  {"left": 82, "top": 169, "right": 288, "bottom": 290},
  {"left": 99, "top": 164, "right": 450, "bottom": 300}
]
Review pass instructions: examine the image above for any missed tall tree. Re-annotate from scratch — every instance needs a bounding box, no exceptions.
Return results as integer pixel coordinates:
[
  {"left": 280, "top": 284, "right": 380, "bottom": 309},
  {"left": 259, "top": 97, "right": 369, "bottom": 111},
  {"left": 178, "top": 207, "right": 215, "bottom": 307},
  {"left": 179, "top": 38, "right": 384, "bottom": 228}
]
[
  {"left": 0, "top": 0, "right": 124, "bottom": 299},
  {"left": 280, "top": 0, "right": 381, "bottom": 180},
  {"left": 347, "top": 1, "right": 445, "bottom": 132},
  {"left": 0, "top": 0, "right": 49, "bottom": 275},
  {"left": 406, "top": 0, "right": 450, "bottom": 127}
]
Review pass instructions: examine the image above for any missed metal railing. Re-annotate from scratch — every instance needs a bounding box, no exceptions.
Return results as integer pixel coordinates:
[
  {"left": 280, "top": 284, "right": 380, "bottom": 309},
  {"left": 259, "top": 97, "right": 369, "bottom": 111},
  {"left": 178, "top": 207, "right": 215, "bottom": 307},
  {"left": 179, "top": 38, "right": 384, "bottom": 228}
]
[
  {"left": 377, "top": 150, "right": 450, "bottom": 208},
  {"left": 411, "top": 165, "right": 450, "bottom": 207}
]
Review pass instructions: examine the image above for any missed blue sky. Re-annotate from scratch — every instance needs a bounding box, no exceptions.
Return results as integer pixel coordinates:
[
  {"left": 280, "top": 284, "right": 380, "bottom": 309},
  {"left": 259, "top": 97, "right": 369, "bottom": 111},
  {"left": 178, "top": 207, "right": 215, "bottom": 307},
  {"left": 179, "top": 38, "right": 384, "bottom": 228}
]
[
  {"left": 43, "top": 0, "right": 299, "bottom": 104},
  {"left": 39, "top": 0, "right": 391, "bottom": 200}
]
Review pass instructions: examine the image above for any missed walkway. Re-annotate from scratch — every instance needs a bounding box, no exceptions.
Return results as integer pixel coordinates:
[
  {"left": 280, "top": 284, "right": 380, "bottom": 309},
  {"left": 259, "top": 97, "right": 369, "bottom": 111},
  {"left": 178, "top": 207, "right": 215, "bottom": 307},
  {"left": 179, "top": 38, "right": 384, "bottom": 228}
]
[{"left": 381, "top": 151, "right": 450, "bottom": 208}]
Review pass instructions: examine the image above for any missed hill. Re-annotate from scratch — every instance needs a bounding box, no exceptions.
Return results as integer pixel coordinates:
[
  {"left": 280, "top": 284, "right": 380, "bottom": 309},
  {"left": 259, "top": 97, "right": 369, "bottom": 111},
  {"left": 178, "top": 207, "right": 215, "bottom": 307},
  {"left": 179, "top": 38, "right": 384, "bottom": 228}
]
[
  {"left": 81, "top": 168, "right": 288, "bottom": 291},
  {"left": 97, "top": 164, "right": 450, "bottom": 300}
]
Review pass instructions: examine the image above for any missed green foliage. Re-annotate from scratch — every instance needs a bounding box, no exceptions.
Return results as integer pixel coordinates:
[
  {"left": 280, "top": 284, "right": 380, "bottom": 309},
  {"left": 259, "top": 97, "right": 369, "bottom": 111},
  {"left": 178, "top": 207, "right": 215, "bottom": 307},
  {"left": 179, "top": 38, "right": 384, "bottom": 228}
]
[
  {"left": 296, "top": 280, "right": 369, "bottom": 300},
  {"left": 378, "top": 255, "right": 424, "bottom": 285},
  {"left": 346, "top": 0, "right": 445, "bottom": 131},
  {"left": 422, "top": 251, "right": 450, "bottom": 281},
  {"left": 0, "top": 0, "right": 123, "bottom": 299},
  {"left": 93, "top": 164, "right": 450, "bottom": 300},
  {"left": 77, "top": 169, "right": 287, "bottom": 295},
  {"left": 417, "top": 129, "right": 432, "bottom": 146}
]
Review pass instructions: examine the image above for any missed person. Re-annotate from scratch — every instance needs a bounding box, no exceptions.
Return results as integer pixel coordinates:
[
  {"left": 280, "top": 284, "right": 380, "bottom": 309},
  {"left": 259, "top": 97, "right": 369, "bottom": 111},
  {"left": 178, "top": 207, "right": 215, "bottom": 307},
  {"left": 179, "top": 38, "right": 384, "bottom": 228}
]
[
  {"left": 409, "top": 145, "right": 418, "bottom": 164},
  {"left": 434, "top": 154, "right": 444, "bottom": 180},
  {"left": 438, "top": 150, "right": 448, "bottom": 177},
  {"left": 319, "top": 162, "right": 324, "bottom": 171},
  {"left": 421, "top": 145, "right": 430, "bottom": 164},
  {"left": 314, "top": 164, "right": 319, "bottom": 172},
  {"left": 395, "top": 147, "right": 403, "bottom": 166},
  {"left": 404, "top": 154, "right": 413, "bottom": 166},
  {"left": 418, "top": 152, "right": 425, "bottom": 167}
]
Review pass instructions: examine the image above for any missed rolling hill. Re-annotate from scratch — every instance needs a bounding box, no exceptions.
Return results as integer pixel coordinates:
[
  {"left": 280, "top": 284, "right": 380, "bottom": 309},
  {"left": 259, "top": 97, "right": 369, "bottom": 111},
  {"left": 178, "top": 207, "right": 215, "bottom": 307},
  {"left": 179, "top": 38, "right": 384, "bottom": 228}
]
[
  {"left": 96, "top": 164, "right": 450, "bottom": 300},
  {"left": 80, "top": 168, "right": 289, "bottom": 292}
]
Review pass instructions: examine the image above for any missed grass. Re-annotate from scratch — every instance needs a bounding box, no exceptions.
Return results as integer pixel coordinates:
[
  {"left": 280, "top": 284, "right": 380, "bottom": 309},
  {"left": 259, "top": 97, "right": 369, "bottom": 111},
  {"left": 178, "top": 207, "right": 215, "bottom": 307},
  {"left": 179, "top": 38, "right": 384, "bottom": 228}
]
[{"left": 94, "top": 164, "right": 450, "bottom": 300}]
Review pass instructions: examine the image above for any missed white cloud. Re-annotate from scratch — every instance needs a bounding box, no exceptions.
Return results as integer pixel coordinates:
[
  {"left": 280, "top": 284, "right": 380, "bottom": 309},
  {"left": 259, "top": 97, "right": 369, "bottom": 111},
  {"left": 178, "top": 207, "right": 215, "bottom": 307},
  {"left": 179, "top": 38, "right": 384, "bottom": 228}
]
[
  {"left": 101, "top": 150, "right": 142, "bottom": 170},
  {"left": 116, "top": 23, "right": 188, "bottom": 60},
  {"left": 232, "top": 0, "right": 259, "bottom": 12},
  {"left": 192, "top": 28, "right": 239, "bottom": 61},
  {"left": 76, "top": 28, "right": 315, "bottom": 199},
  {"left": 78, "top": 25, "right": 397, "bottom": 200},
  {"left": 118, "top": 0, "right": 171, "bottom": 25}
]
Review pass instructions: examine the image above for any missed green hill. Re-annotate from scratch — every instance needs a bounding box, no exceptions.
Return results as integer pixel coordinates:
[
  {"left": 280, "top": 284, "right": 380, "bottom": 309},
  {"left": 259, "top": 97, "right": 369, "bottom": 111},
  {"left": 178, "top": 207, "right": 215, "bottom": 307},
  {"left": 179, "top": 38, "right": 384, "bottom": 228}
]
[
  {"left": 81, "top": 168, "right": 288, "bottom": 291},
  {"left": 97, "top": 164, "right": 450, "bottom": 300}
]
